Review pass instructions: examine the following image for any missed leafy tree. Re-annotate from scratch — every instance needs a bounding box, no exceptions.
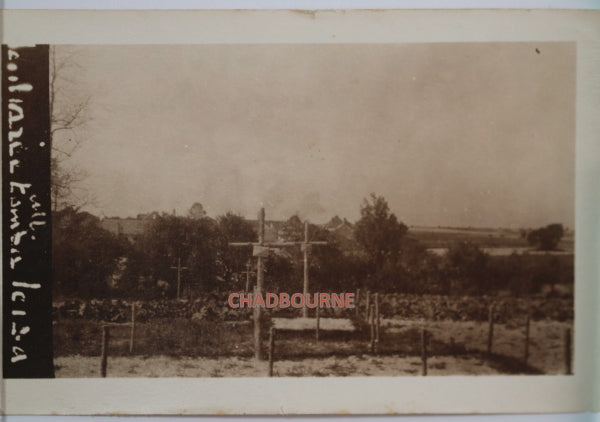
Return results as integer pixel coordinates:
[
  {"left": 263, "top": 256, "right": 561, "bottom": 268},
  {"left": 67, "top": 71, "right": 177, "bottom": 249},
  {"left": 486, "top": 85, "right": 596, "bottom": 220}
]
[
  {"left": 217, "top": 212, "right": 256, "bottom": 288},
  {"left": 269, "top": 217, "right": 317, "bottom": 292},
  {"left": 527, "top": 223, "right": 564, "bottom": 250},
  {"left": 397, "top": 238, "right": 444, "bottom": 294},
  {"left": 264, "top": 255, "right": 295, "bottom": 293},
  {"left": 306, "top": 228, "right": 356, "bottom": 292},
  {"left": 128, "top": 214, "right": 223, "bottom": 297},
  {"left": 188, "top": 202, "right": 207, "bottom": 220},
  {"left": 354, "top": 194, "right": 408, "bottom": 289},
  {"left": 185, "top": 218, "right": 225, "bottom": 292},
  {"left": 445, "top": 241, "right": 489, "bottom": 294},
  {"left": 218, "top": 212, "right": 256, "bottom": 243},
  {"left": 53, "top": 207, "right": 123, "bottom": 298},
  {"left": 272, "top": 217, "right": 361, "bottom": 293},
  {"left": 118, "top": 247, "right": 153, "bottom": 298},
  {"left": 280, "top": 214, "right": 304, "bottom": 242}
]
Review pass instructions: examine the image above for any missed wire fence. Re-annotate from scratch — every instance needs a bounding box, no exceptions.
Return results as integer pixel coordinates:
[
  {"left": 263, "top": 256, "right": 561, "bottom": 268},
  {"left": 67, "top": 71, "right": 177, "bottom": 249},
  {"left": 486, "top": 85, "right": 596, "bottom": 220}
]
[{"left": 53, "top": 292, "right": 573, "bottom": 377}]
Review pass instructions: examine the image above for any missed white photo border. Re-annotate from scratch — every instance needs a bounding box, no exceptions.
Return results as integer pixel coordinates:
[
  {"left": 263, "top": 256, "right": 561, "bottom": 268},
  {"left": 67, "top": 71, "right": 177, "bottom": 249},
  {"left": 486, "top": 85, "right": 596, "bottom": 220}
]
[{"left": 1, "top": 8, "right": 599, "bottom": 415}]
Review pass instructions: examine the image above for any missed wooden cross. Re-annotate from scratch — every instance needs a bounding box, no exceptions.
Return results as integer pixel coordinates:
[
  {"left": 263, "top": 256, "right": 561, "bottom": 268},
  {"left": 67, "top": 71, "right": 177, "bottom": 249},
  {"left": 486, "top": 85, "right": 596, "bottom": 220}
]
[
  {"left": 170, "top": 257, "right": 188, "bottom": 299},
  {"left": 229, "top": 208, "right": 327, "bottom": 360},
  {"left": 229, "top": 208, "right": 268, "bottom": 360},
  {"left": 300, "top": 221, "right": 328, "bottom": 317}
]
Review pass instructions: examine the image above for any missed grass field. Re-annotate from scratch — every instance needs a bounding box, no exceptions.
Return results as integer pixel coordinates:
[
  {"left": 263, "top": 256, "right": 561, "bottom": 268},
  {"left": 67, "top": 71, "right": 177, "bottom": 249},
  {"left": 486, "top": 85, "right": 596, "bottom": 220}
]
[{"left": 408, "top": 226, "right": 574, "bottom": 252}]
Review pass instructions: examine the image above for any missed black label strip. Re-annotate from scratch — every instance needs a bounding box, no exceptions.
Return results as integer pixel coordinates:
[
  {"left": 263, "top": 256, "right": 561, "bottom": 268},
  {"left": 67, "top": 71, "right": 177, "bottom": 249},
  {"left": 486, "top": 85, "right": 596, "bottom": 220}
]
[{"left": 2, "top": 44, "right": 54, "bottom": 378}]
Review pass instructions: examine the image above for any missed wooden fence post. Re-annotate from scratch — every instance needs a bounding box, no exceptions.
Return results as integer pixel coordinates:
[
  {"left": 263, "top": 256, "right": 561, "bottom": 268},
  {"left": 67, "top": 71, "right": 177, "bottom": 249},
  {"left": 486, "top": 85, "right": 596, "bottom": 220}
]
[
  {"left": 565, "top": 328, "right": 572, "bottom": 375},
  {"left": 374, "top": 293, "right": 380, "bottom": 354},
  {"left": 268, "top": 327, "right": 275, "bottom": 377},
  {"left": 523, "top": 313, "right": 530, "bottom": 365},
  {"left": 365, "top": 291, "right": 371, "bottom": 320},
  {"left": 421, "top": 328, "right": 428, "bottom": 376},
  {"left": 315, "top": 304, "right": 320, "bottom": 343},
  {"left": 129, "top": 303, "right": 135, "bottom": 354},
  {"left": 100, "top": 325, "right": 109, "bottom": 378},
  {"left": 355, "top": 288, "right": 360, "bottom": 317},
  {"left": 255, "top": 208, "right": 266, "bottom": 361},
  {"left": 368, "top": 304, "right": 375, "bottom": 354},
  {"left": 254, "top": 284, "right": 264, "bottom": 361},
  {"left": 487, "top": 304, "right": 494, "bottom": 355}
]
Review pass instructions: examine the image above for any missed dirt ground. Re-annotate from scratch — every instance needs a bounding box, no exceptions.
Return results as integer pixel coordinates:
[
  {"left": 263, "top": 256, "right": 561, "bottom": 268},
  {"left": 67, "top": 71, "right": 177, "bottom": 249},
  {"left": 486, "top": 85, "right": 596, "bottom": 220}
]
[
  {"left": 53, "top": 318, "right": 572, "bottom": 377},
  {"left": 383, "top": 319, "right": 572, "bottom": 375},
  {"left": 54, "top": 354, "right": 502, "bottom": 377}
]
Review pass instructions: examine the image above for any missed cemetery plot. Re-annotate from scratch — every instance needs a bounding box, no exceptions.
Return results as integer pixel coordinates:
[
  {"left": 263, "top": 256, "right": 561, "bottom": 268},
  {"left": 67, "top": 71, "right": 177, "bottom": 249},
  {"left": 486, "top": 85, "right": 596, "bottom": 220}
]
[
  {"left": 50, "top": 206, "right": 574, "bottom": 378},
  {"left": 53, "top": 294, "right": 572, "bottom": 377},
  {"left": 53, "top": 316, "right": 571, "bottom": 377}
]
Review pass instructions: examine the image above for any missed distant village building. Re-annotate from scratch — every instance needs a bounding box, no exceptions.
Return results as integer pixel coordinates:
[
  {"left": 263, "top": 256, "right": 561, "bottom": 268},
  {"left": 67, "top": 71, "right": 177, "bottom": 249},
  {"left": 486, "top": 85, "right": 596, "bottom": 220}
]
[
  {"left": 101, "top": 211, "right": 356, "bottom": 246},
  {"left": 100, "top": 212, "right": 159, "bottom": 242},
  {"left": 243, "top": 215, "right": 355, "bottom": 245},
  {"left": 324, "top": 216, "right": 354, "bottom": 239},
  {"left": 245, "top": 219, "right": 286, "bottom": 243}
]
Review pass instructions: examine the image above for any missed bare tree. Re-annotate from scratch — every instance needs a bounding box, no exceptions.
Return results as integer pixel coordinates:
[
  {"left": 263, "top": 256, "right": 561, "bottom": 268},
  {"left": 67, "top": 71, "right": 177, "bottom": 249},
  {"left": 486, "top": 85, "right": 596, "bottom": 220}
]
[{"left": 49, "top": 46, "right": 93, "bottom": 211}]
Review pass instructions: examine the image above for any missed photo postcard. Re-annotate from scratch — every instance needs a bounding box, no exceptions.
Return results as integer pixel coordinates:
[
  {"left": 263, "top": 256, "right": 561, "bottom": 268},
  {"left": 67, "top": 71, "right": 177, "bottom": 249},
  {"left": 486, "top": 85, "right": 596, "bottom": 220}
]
[{"left": 1, "top": 9, "right": 599, "bottom": 415}]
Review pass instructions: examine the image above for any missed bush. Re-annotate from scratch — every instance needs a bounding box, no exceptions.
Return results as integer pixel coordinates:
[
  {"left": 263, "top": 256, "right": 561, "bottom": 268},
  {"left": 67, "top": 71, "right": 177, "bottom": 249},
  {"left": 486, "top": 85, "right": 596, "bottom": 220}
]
[{"left": 54, "top": 293, "right": 573, "bottom": 325}]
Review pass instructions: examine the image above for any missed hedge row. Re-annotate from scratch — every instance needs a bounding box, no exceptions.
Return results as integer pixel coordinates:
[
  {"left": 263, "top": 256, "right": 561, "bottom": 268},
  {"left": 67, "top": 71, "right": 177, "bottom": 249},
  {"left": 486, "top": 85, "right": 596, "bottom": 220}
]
[
  {"left": 53, "top": 293, "right": 572, "bottom": 323},
  {"left": 374, "top": 294, "right": 572, "bottom": 322}
]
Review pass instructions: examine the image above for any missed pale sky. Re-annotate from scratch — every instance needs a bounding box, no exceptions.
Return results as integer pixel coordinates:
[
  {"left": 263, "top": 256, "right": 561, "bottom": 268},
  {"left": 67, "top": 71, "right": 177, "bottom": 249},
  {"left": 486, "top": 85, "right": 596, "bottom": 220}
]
[{"left": 55, "top": 43, "right": 575, "bottom": 228}]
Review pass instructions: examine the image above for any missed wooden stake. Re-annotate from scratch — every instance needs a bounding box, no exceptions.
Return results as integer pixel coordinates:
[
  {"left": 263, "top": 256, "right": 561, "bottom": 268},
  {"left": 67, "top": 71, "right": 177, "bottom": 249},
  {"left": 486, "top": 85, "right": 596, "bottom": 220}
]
[
  {"left": 253, "top": 287, "right": 263, "bottom": 361},
  {"left": 176, "top": 257, "right": 181, "bottom": 299},
  {"left": 355, "top": 288, "right": 360, "bottom": 317},
  {"left": 255, "top": 208, "right": 265, "bottom": 361},
  {"left": 421, "top": 328, "right": 428, "bottom": 376},
  {"left": 487, "top": 304, "right": 494, "bottom": 355},
  {"left": 315, "top": 304, "right": 320, "bottom": 343},
  {"left": 244, "top": 261, "right": 251, "bottom": 293},
  {"left": 369, "top": 304, "right": 375, "bottom": 354},
  {"left": 565, "top": 328, "right": 572, "bottom": 375},
  {"left": 365, "top": 290, "right": 371, "bottom": 320},
  {"left": 268, "top": 327, "right": 275, "bottom": 377},
  {"left": 374, "top": 293, "right": 380, "bottom": 352},
  {"left": 100, "top": 325, "right": 109, "bottom": 378},
  {"left": 523, "top": 313, "right": 530, "bottom": 365},
  {"left": 302, "top": 221, "right": 309, "bottom": 318},
  {"left": 129, "top": 303, "right": 135, "bottom": 354}
]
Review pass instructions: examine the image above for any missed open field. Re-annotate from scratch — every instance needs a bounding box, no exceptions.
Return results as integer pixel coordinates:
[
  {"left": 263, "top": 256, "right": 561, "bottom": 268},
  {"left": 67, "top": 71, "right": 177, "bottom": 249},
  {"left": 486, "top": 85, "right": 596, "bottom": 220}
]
[
  {"left": 409, "top": 227, "right": 525, "bottom": 249},
  {"left": 409, "top": 226, "right": 574, "bottom": 252},
  {"left": 427, "top": 247, "right": 574, "bottom": 257}
]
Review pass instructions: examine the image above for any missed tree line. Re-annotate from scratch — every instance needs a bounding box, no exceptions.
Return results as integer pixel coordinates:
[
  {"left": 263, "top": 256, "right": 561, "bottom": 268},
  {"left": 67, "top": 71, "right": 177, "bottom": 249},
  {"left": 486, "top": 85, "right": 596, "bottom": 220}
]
[{"left": 52, "top": 195, "right": 571, "bottom": 300}]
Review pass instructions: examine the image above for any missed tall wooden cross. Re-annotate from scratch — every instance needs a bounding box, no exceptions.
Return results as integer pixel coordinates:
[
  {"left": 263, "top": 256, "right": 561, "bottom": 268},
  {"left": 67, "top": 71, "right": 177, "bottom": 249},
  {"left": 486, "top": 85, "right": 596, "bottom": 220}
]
[
  {"left": 229, "top": 208, "right": 267, "bottom": 360},
  {"left": 170, "top": 257, "right": 188, "bottom": 299},
  {"left": 229, "top": 207, "right": 326, "bottom": 360},
  {"left": 300, "top": 220, "right": 328, "bottom": 317}
]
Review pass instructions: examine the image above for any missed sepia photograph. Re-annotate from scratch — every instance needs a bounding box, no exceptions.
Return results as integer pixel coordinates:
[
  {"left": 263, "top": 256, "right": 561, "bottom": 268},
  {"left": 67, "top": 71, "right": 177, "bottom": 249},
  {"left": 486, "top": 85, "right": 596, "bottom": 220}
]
[
  {"left": 45, "top": 42, "right": 575, "bottom": 378},
  {"left": 3, "top": 8, "right": 600, "bottom": 417}
]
